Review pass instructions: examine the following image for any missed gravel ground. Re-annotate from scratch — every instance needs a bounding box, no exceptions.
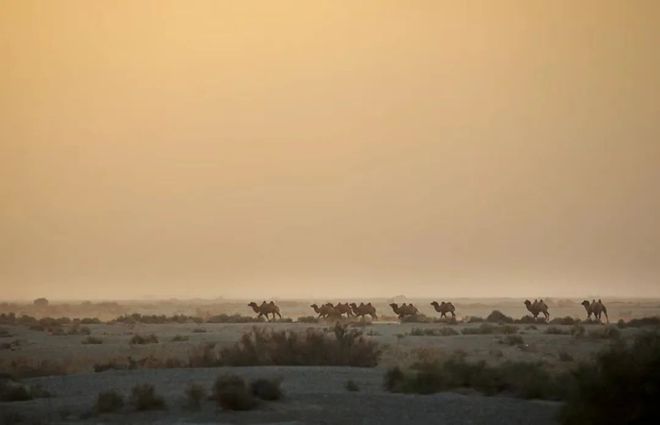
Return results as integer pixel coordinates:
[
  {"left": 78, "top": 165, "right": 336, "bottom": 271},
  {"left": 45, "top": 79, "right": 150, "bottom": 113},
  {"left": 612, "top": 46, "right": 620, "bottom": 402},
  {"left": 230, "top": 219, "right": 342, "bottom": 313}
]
[{"left": 1, "top": 366, "right": 561, "bottom": 425}]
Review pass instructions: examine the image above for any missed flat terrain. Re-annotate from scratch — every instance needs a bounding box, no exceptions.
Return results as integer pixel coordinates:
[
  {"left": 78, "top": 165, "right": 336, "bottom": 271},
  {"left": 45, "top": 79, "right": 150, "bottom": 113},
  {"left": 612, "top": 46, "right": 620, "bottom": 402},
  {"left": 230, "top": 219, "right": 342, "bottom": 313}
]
[{"left": 1, "top": 298, "right": 658, "bottom": 424}]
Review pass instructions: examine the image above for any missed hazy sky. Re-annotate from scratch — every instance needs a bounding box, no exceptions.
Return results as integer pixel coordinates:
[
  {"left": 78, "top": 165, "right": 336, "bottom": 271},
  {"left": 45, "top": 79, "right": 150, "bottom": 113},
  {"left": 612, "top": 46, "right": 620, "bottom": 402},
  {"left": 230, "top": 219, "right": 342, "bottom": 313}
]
[{"left": 1, "top": 0, "right": 659, "bottom": 300}]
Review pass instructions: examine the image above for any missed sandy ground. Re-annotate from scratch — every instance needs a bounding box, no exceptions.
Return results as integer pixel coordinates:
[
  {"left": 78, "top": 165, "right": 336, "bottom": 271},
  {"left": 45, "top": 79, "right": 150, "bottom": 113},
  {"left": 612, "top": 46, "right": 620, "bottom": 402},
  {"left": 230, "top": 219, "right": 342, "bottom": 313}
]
[
  {"left": 1, "top": 366, "right": 562, "bottom": 425},
  {"left": 1, "top": 300, "right": 657, "bottom": 424}
]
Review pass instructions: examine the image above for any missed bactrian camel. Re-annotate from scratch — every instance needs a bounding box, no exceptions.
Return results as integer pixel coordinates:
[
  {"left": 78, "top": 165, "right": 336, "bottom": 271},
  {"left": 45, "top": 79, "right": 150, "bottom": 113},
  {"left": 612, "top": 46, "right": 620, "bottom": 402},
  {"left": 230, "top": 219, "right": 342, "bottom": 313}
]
[
  {"left": 310, "top": 303, "right": 340, "bottom": 319},
  {"left": 247, "top": 301, "right": 282, "bottom": 321},
  {"left": 581, "top": 299, "right": 609, "bottom": 323},
  {"left": 430, "top": 301, "right": 456, "bottom": 318},
  {"left": 333, "top": 302, "right": 354, "bottom": 318},
  {"left": 389, "top": 303, "right": 418, "bottom": 319},
  {"left": 349, "top": 302, "right": 378, "bottom": 320},
  {"left": 523, "top": 299, "right": 549, "bottom": 321}
]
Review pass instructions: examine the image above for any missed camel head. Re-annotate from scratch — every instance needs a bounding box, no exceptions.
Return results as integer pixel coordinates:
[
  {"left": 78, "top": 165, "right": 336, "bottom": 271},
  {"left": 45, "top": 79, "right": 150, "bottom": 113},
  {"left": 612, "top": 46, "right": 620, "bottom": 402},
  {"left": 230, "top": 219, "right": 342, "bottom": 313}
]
[
  {"left": 524, "top": 299, "right": 532, "bottom": 307},
  {"left": 389, "top": 303, "right": 399, "bottom": 312},
  {"left": 430, "top": 301, "right": 439, "bottom": 307},
  {"left": 349, "top": 302, "right": 357, "bottom": 308},
  {"left": 581, "top": 300, "right": 590, "bottom": 307},
  {"left": 248, "top": 302, "right": 258, "bottom": 308}
]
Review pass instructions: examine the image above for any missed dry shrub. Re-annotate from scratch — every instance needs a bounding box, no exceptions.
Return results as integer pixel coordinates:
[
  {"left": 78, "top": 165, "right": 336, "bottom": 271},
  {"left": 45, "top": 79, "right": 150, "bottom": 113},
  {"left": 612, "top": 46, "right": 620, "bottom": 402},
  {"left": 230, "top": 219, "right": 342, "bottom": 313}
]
[
  {"left": 588, "top": 326, "right": 620, "bottom": 340},
  {"left": 0, "top": 379, "right": 51, "bottom": 402},
  {"left": 617, "top": 317, "right": 660, "bottom": 328},
  {"left": 188, "top": 343, "right": 221, "bottom": 367},
  {"left": 250, "top": 378, "right": 283, "bottom": 400},
  {"left": 345, "top": 380, "right": 360, "bottom": 392},
  {"left": 3, "top": 358, "right": 68, "bottom": 378},
  {"left": 499, "top": 335, "right": 524, "bottom": 346},
  {"left": 461, "top": 323, "right": 518, "bottom": 335},
  {"left": 96, "top": 390, "right": 124, "bottom": 413},
  {"left": 218, "top": 324, "right": 380, "bottom": 367},
  {"left": 571, "top": 324, "right": 586, "bottom": 337},
  {"left": 129, "top": 384, "right": 166, "bottom": 411},
  {"left": 560, "top": 332, "right": 660, "bottom": 425},
  {"left": 516, "top": 315, "right": 546, "bottom": 324},
  {"left": 545, "top": 326, "right": 569, "bottom": 335},
  {"left": 171, "top": 335, "right": 189, "bottom": 342},
  {"left": 486, "top": 310, "right": 514, "bottom": 324},
  {"left": 129, "top": 334, "right": 159, "bottom": 344},
  {"left": 213, "top": 375, "right": 256, "bottom": 410},
  {"left": 82, "top": 336, "right": 103, "bottom": 344},
  {"left": 549, "top": 316, "right": 579, "bottom": 326},
  {"left": 184, "top": 383, "right": 206, "bottom": 409},
  {"left": 385, "top": 354, "right": 560, "bottom": 400},
  {"left": 206, "top": 314, "right": 263, "bottom": 323},
  {"left": 410, "top": 327, "right": 458, "bottom": 336},
  {"left": 114, "top": 313, "right": 201, "bottom": 324},
  {"left": 558, "top": 352, "right": 574, "bottom": 362}
]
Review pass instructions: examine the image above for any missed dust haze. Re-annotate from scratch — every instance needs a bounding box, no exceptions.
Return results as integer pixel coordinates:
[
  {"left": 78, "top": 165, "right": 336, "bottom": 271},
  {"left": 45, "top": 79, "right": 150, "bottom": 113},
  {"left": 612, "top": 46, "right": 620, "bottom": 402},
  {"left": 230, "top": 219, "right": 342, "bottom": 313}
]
[{"left": 1, "top": 0, "right": 659, "bottom": 301}]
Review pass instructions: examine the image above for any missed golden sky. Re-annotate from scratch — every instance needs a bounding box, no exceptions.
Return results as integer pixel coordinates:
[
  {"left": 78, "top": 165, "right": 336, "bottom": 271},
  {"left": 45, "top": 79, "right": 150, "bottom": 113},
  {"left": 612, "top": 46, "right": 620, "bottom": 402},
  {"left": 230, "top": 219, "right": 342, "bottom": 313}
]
[{"left": 1, "top": 0, "right": 659, "bottom": 300}]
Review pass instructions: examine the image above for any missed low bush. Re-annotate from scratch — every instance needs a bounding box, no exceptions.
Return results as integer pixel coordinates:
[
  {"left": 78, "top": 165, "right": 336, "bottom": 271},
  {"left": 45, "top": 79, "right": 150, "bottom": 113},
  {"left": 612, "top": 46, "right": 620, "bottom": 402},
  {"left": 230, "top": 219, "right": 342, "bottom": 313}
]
[
  {"left": 206, "top": 314, "right": 263, "bottom": 323},
  {"left": 549, "top": 316, "right": 579, "bottom": 326},
  {"left": 515, "top": 315, "right": 548, "bottom": 325},
  {"left": 213, "top": 375, "right": 256, "bottom": 410},
  {"left": 96, "top": 390, "right": 124, "bottom": 413},
  {"left": 129, "top": 384, "right": 166, "bottom": 411},
  {"left": 129, "top": 334, "right": 159, "bottom": 345},
  {"left": 486, "top": 310, "right": 514, "bottom": 324},
  {"left": 296, "top": 316, "right": 319, "bottom": 323},
  {"left": 345, "top": 380, "right": 360, "bottom": 392},
  {"left": 192, "top": 328, "right": 206, "bottom": 333},
  {"left": 94, "top": 359, "right": 128, "bottom": 372},
  {"left": 217, "top": 324, "right": 381, "bottom": 367},
  {"left": 384, "top": 354, "right": 560, "bottom": 400},
  {"left": 588, "top": 326, "right": 620, "bottom": 340},
  {"left": 4, "top": 359, "right": 68, "bottom": 378},
  {"left": 171, "top": 335, "right": 189, "bottom": 342},
  {"left": 114, "top": 314, "right": 201, "bottom": 325},
  {"left": 545, "top": 326, "right": 569, "bottom": 335},
  {"left": 461, "top": 323, "right": 518, "bottom": 335},
  {"left": 0, "top": 382, "right": 32, "bottom": 402},
  {"left": 570, "top": 324, "right": 585, "bottom": 337},
  {"left": 188, "top": 343, "right": 222, "bottom": 367},
  {"left": 250, "top": 378, "right": 283, "bottom": 401},
  {"left": 82, "top": 336, "right": 103, "bottom": 344},
  {"left": 617, "top": 317, "right": 660, "bottom": 328},
  {"left": 500, "top": 335, "right": 524, "bottom": 346},
  {"left": 0, "top": 380, "right": 52, "bottom": 402},
  {"left": 558, "top": 352, "right": 574, "bottom": 362},
  {"left": 184, "top": 383, "right": 206, "bottom": 409},
  {"left": 410, "top": 327, "right": 459, "bottom": 336},
  {"left": 560, "top": 332, "right": 660, "bottom": 424}
]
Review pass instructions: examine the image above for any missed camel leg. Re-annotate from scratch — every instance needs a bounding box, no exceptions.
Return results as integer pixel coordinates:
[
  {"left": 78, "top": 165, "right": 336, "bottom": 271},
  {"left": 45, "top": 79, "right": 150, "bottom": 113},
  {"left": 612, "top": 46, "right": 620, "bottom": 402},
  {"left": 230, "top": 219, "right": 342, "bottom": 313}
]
[{"left": 276, "top": 311, "right": 282, "bottom": 319}]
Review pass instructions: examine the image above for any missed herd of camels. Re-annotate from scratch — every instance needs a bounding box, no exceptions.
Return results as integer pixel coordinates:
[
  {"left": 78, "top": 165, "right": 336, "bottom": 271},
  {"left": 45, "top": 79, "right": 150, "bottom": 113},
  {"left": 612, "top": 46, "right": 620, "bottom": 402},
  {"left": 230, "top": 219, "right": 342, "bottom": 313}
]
[{"left": 247, "top": 299, "right": 609, "bottom": 323}]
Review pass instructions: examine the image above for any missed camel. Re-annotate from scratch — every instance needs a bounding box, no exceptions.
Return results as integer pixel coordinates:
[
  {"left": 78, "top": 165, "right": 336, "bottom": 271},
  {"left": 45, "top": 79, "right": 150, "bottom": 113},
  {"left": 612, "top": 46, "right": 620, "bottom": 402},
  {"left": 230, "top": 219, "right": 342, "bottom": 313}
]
[
  {"left": 389, "top": 303, "right": 418, "bottom": 319},
  {"left": 581, "top": 299, "right": 609, "bottom": 323},
  {"left": 349, "top": 302, "right": 378, "bottom": 320},
  {"left": 430, "top": 301, "right": 456, "bottom": 318},
  {"left": 333, "top": 302, "right": 354, "bottom": 318},
  {"left": 310, "top": 303, "right": 340, "bottom": 319},
  {"left": 523, "top": 299, "right": 549, "bottom": 321},
  {"left": 247, "top": 301, "right": 282, "bottom": 321}
]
